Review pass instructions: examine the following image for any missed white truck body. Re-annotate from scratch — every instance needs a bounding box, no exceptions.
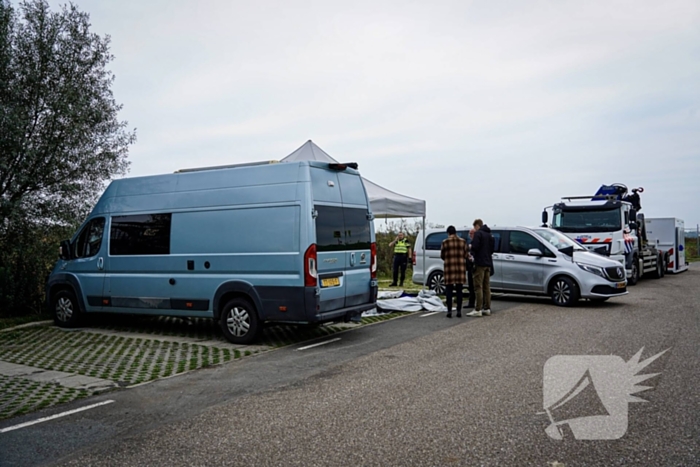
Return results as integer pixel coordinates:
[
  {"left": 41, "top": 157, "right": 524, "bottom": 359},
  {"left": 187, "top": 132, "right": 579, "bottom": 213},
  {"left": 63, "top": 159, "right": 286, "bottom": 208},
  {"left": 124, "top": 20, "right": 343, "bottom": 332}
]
[
  {"left": 544, "top": 186, "right": 664, "bottom": 284},
  {"left": 645, "top": 217, "right": 689, "bottom": 273}
]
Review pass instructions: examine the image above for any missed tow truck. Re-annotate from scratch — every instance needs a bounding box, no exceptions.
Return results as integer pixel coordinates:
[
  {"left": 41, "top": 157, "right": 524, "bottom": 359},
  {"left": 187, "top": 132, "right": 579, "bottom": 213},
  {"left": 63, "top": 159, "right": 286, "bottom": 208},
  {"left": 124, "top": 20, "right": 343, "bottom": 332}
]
[{"left": 541, "top": 184, "right": 667, "bottom": 285}]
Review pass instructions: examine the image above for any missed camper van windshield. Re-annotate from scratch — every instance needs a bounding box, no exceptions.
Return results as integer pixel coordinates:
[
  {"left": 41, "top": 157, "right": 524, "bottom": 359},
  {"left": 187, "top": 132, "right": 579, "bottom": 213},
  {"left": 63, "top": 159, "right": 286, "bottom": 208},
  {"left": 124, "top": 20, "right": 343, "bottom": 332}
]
[{"left": 552, "top": 208, "right": 622, "bottom": 233}]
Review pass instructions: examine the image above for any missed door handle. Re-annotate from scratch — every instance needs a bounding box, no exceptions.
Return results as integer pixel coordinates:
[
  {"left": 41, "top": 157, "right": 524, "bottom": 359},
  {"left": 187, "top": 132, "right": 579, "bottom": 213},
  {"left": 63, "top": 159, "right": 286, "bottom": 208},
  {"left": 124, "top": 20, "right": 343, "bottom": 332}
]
[
  {"left": 505, "top": 255, "right": 515, "bottom": 260},
  {"left": 350, "top": 252, "right": 355, "bottom": 266},
  {"left": 97, "top": 257, "right": 104, "bottom": 270}
]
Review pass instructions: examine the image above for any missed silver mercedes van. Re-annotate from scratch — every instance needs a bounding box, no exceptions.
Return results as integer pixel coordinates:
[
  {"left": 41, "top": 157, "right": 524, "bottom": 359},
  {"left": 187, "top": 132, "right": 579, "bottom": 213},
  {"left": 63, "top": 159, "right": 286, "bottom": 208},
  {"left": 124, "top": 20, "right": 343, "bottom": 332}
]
[{"left": 414, "top": 226, "right": 627, "bottom": 306}]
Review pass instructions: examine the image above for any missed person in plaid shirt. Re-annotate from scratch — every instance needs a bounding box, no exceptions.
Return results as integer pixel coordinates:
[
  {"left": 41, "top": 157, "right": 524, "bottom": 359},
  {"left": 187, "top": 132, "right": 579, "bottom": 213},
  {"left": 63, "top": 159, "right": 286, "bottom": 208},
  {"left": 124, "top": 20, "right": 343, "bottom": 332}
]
[{"left": 440, "top": 225, "right": 469, "bottom": 318}]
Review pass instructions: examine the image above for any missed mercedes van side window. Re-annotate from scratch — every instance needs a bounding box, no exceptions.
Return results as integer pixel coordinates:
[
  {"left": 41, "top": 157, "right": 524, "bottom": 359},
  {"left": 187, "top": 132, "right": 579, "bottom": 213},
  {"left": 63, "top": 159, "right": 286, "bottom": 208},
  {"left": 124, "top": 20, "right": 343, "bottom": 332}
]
[
  {"left": 491, "top": 232, "right": 502, "bottom": 253},
  {"left": 425, "top": 232, "right": 448, "bottom": 250},
  {"left": 110, "top": 214, "right": 172, "bottom": 256},
  {"left": 343, "top": 208, "right": 371, "bottom": 250},
  {"left": 509, "top": 231, "right": 547, "bottom": 255},
  {"left": 74, "top": 217, "right": 105, "bottom": 258}
]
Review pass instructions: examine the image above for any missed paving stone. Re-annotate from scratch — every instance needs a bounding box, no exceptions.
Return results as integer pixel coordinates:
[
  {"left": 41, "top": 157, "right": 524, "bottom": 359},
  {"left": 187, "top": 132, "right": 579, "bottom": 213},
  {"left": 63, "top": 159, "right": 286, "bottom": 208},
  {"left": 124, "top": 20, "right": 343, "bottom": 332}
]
[
  {"left": 0, "top": 361, "right": 43, "bottom": 377},
  {"left": 23, "top": 369, "right": 74, "bottom": 383},
  {"left": 56, "top": 374, "right": 118, "bottom": 391}
]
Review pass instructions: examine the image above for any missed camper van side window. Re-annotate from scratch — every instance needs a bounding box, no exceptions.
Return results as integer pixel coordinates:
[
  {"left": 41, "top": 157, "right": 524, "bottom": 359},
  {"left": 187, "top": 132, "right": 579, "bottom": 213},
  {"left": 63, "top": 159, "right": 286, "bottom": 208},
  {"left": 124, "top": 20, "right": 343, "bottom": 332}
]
[
  {"left": 110, "top": 214, "right": 172, "bottom": 256},
  {"left": 343, "top": 208, "right": 371, "bottom": 250},
  {"left": 74, "top": 217, "right": 105, "bottom": 258},
  {"left": 315, "top": 206, "right": 346, "bottom": 252},
  {"left": 315, "top": 206, "right": 372, "bottom": 252}
]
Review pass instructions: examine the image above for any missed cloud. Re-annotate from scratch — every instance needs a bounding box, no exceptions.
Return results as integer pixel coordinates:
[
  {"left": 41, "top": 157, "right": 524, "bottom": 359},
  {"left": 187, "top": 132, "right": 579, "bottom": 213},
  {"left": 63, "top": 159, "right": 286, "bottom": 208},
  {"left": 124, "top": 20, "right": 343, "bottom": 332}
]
[{"left": 43, "top": 0, "right": 700, "bottom": 227}]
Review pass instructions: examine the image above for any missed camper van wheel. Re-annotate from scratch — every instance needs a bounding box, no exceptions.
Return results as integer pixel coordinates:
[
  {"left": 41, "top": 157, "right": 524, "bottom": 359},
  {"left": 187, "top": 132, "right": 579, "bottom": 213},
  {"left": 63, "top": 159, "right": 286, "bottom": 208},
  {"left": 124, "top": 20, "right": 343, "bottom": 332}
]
[
  {"left": 219, "top": 298, "right": 260, "bottom": 345},
  {"left": 550, "top": 276, "right": 579, "bottom": 307},
  {"left": 628, "top": 255, "right": 640, "bottom": 286},
  {"left": 427, "top": 272, "right": 445, "bottom": 295},
  {"left": 52, "top": 289, "right": 81, "bottom": 328}
]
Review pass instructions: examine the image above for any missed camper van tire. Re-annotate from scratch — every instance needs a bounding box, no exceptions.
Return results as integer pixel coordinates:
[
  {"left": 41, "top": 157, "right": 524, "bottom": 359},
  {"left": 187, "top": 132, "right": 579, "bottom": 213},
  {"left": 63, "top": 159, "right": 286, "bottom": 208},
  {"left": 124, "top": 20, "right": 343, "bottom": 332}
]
[
  {"left": 52, "top": 289, "right": 82, "bottom": 328},
  {"left": 219, "top": 297, "right": 261, "bottom": 344},
  {"left": 549, "top": 276, "right": 580, "bottom": 307},
  {"left": 628, "top": 255, "right": 640, "bottom": 286}
]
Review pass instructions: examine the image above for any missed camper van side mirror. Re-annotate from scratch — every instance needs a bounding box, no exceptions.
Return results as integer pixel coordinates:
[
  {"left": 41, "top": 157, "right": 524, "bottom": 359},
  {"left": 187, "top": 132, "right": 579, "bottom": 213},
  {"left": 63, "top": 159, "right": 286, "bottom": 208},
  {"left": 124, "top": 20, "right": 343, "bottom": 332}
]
[
  {"left": 59, "top": 240, "right": 72, "bottom": 260},
  {"left": 541, "top": 210, "right": 548, "bottom": 225},
  {"left": 629, "top": 221, "right": 638, "bottom": 231}
]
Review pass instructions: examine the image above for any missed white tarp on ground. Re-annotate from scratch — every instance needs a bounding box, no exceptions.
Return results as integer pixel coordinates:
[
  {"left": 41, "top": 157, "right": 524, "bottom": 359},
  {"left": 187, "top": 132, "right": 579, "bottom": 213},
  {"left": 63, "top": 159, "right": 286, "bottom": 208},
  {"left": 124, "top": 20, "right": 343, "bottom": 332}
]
[
  {"left": 280, "top": 140, "right": 426, "bottom": 218},
  {"left": 375, "top": 290, "right": 447, "bottom": 313}
]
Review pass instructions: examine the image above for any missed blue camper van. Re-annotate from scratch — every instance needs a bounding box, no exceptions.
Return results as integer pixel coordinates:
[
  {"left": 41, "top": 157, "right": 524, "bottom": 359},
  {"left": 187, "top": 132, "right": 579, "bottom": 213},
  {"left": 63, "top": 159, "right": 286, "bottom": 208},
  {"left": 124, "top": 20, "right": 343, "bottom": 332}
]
[{"left": 46, "top": 161, "right": 378, "bottom": 344}]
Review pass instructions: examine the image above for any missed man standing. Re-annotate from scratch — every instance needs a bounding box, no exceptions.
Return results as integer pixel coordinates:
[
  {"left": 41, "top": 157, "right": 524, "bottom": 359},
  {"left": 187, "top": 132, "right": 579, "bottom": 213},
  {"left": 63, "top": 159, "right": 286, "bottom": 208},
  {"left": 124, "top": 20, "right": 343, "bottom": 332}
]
[
  {"left": 440, "top": 226, "right": 469, "bottom": 318},
  {"left": 467, "top": 219, "right": 495, "bottom": 317},
  {"left": 389, "top": 232, "right": 411, "bottom": 287}
]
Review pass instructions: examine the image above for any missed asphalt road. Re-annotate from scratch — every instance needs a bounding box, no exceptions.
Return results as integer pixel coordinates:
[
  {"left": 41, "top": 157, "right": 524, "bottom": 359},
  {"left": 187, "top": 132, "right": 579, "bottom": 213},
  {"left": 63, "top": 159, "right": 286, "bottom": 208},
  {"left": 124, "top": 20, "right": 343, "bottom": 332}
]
[{"left": 1, "top": 267, "right": 698, "bottom": 466}]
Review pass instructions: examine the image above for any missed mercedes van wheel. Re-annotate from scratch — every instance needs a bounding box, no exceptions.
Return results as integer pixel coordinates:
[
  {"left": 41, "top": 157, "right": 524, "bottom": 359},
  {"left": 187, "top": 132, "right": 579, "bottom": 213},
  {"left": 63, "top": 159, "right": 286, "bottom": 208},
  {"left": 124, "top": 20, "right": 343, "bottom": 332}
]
[
  {"left": 427, "top": 271, "right": 445, "bottom": 295},
  {"left": 52, "top": 289, "right": 81, "bottom": 328},
  {"left": 220, "top": 298, "right": 261, "bottom": 345},
  {"left": 550, "top": 276, "right": 579, "bottom": 307}
]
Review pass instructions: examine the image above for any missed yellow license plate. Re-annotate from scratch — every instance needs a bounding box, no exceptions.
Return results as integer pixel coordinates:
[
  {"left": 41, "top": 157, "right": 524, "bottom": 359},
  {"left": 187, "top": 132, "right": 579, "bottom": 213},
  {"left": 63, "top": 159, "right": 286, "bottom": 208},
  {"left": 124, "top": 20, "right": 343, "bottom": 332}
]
[
  {"left": 321, "top": 277, "right": 340, "bottom": 287},
  {"left": 616, "top": 281, "right": 627, "bottom": 289}
]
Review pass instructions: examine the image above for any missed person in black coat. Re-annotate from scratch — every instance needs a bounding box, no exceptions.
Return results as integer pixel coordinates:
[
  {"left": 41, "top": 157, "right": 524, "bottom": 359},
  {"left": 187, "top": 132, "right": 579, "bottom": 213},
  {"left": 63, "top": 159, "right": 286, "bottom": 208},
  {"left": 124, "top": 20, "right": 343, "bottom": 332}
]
[{"left": 466, "top": 219, "right": 495, "bottom": 317}]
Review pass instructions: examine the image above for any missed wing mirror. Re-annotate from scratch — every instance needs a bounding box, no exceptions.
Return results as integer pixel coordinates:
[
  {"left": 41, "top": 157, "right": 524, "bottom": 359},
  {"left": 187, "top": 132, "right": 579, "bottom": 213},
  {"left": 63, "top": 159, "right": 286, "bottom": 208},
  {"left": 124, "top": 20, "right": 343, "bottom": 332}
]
[
  {"left": 541, "top": 210, "right": 548, "bottom": 225},
  {"left": 527, "top": 248, "right": 543, "bottom": 257},
  {"left": 59, "top": 240, "right": 72, "bottom": 260}
]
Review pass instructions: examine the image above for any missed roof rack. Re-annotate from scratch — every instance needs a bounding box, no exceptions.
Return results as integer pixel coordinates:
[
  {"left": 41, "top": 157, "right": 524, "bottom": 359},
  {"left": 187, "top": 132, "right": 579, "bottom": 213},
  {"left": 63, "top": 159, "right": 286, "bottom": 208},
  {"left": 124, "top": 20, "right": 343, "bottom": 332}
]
[
  {"left": 174, "top": 160, "right": 280, "bottom": 173},
  {"left": 561, "top": 194, "right": 618, "bottom": 201}
]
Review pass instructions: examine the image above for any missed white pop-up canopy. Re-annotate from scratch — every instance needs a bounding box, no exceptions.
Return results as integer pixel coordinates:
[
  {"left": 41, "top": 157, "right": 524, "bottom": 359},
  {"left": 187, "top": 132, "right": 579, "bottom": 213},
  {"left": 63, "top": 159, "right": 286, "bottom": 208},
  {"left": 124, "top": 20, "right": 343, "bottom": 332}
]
[
  {"left": 281, "top": 140, "right": 426, "bottom": 218},
  {"left": 281, "top": 140, "right": 428, "bottom": 287}
]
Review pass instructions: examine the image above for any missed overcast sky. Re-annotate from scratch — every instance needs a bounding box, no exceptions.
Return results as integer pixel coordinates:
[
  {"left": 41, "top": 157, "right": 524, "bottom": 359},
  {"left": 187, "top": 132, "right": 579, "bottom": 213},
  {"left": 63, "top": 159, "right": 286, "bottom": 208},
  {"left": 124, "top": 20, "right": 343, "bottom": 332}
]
[{"left": 44, "top": 0, "right": 700, "bottom": 229}]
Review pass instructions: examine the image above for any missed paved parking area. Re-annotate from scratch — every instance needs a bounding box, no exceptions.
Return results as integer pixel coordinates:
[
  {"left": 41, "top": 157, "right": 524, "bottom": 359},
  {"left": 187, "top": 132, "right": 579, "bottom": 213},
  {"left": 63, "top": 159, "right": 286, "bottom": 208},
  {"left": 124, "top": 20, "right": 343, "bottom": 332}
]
[
  {"left": 49, "top": 266, "right": 699, "bottom": 467},
  {"left": 0, "top": 312, "right": 406, "bottom": 420}
]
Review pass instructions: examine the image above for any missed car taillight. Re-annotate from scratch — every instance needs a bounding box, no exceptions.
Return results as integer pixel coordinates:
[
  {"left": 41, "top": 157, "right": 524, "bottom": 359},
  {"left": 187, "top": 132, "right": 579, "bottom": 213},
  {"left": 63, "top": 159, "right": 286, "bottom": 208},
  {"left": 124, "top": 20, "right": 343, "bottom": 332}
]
[
  {"left": 412, "top": 251, "right": 416, "bottom": 265},
  {"left": 370, "top": 242, "right": 377, "bottom": 279},
  {"left": 304, "top": 244, "right": 317, "bottom": 287}
]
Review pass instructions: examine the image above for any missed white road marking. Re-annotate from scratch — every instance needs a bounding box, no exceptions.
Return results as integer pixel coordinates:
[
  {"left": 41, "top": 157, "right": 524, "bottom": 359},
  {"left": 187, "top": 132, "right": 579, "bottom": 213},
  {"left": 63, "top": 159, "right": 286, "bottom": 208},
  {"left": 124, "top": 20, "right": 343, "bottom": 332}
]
[
  {"left": 420, "top": 311, "right": 442, "bottom": 317},
  {"left": 297, "top": 338, "right": 341, "bottom": 351},
  {"left": 0, "top": 400, "right": 115, "bottom": 434}
]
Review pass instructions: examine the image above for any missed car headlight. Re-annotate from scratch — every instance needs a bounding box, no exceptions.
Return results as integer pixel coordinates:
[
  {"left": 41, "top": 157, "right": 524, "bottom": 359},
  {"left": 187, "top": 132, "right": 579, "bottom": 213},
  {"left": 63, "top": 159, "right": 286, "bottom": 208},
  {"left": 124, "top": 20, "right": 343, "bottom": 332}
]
[{"left": 576, "top": 262, "right": 605, "bottom": 278}]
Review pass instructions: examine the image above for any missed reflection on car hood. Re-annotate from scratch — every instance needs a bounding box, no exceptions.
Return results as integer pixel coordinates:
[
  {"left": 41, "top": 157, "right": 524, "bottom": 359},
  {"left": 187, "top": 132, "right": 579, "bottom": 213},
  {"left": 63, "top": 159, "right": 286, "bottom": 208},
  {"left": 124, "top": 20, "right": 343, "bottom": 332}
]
[{"left": 572, "top": 250, "right": 621, "bottom": 268}]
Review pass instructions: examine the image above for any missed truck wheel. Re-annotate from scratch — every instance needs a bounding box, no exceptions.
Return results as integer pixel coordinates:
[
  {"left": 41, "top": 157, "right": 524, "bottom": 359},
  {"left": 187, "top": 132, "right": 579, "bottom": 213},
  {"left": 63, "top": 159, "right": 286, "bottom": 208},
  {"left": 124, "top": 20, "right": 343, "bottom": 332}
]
[
  {"left": 628, "top": 256, "right": 640, "bottom": 286},
  {"left": 660, "top": 255, "right": 668, "bottom": 277},
  {"left": 427, "top": 271, "right": 445, "bottom": 295},
  {"left": 651, "top": 256, "right": 663, "bottom": 279},
  {"left": 52, "top": 289, "right": 82, "bottom": 328},
  {"left": 219, "top": 298, "right": 261, "bottom": 345},
  {"left": 550, "top": 276, "right": 580, "bottom": 307}
]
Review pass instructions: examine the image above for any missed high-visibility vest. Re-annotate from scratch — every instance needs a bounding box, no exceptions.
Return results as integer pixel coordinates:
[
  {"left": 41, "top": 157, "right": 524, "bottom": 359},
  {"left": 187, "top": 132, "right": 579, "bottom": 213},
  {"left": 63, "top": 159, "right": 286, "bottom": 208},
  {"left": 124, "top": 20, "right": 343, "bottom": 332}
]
[{"left": 394, "top": 239, "right": 409, "bottom": 254}]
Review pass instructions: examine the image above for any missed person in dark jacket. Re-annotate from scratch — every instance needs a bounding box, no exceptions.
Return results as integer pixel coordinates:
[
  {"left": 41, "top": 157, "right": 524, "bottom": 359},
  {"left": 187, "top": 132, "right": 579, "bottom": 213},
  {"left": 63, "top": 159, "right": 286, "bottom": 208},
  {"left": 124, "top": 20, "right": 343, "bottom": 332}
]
[{"left": 466, "top": 219, "right": 495, "bottom": 317}]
